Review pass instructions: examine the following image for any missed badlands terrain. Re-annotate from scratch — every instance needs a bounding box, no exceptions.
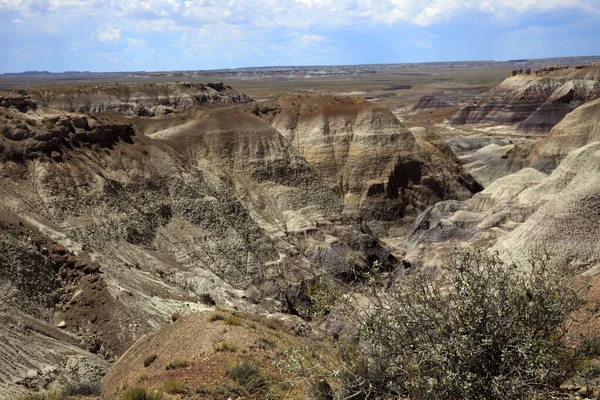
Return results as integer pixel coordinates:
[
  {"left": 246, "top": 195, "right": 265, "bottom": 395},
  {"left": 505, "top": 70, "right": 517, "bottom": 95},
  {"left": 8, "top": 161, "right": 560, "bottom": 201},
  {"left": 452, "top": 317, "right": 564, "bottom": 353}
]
[{"left": 0, "top": 58, "right": 599, "bottom": 399}]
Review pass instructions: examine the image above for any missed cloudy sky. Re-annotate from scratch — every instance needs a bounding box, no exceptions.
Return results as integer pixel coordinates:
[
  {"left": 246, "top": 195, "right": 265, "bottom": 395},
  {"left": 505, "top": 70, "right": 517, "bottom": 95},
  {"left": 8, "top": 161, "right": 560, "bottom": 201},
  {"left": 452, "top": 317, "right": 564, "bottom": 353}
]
[{"left": 1, "top": 0, "right": 599, "bottom": 73}]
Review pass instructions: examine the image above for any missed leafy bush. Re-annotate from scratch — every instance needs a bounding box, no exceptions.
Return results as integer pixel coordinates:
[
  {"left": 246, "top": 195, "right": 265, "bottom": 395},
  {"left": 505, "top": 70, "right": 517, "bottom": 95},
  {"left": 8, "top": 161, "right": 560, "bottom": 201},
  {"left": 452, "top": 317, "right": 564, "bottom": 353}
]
[
  {"left": 121, "top": 386, "right": 163, "bottom": 400},
  {"left": 165, "top": 359, "right": 190, "bottom": 370},
  {"left": 331, "top": 249, "right": 588, "bottom": 400}
]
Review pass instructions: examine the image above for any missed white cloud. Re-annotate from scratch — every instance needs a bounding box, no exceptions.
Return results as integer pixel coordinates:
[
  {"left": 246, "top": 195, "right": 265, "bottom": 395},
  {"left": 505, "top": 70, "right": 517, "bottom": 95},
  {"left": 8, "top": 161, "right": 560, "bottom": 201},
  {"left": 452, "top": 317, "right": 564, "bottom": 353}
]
[
  {"left": 11, "top": 18, "right": 22, "bottom": 23},
  {"left": 97, "top": 28, "right": 121, "bottom": 42},
  {"left": 1, "top": 0, "right": 598, "bottom": 35},
  {"left": 300, "top": 34, "right": 324, "bottom": 47},
  {"left": 126, "top": 38, "right": 145, "bottom": 46}
]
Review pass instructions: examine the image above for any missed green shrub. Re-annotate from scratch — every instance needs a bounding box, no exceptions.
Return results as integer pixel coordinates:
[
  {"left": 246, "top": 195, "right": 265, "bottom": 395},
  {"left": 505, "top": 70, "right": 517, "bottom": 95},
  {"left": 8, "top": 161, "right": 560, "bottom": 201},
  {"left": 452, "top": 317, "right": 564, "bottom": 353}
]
[
  {"left": 331, "top": 249, "right": 588, "bottom": 400},
  {"left": 165, "top": 359, "right": 190, "bottom": 370},
  {"left": 121, "top": 386, "right": 163, "bottom": 400},
  {"left": 227, "top": 362, "right": 267, "bottom": 392},
  {"left": 143, "top": 354, "right": 157, "bottom": 367}
]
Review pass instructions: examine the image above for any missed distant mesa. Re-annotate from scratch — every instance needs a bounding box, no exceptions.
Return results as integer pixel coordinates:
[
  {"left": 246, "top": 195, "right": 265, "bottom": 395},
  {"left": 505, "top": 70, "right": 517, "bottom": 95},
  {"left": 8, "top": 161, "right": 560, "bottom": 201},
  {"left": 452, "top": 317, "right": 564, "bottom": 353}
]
[
  {"left": 450, "top": 63, "right": 600, "bottom": 134},
  {"left": 382, "top": 84, "right": 413, "bottom": 91},
  {"left": 411, "top": 95, "right": 452, "bottom": 112},
  {"left": 25, "top": 81, "right": 253, "bottom": 116}
]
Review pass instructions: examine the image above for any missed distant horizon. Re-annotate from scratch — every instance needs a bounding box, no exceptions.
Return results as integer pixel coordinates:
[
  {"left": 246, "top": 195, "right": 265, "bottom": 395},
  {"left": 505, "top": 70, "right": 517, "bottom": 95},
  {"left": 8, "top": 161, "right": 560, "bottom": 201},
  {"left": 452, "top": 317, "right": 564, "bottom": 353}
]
[{"left": 2, "top": 55, "right": 600, "bottom": 76}]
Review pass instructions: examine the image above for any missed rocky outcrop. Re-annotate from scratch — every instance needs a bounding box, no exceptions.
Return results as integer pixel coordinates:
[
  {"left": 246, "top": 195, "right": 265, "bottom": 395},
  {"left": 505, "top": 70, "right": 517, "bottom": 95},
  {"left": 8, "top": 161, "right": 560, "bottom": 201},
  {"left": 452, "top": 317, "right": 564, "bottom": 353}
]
[
  {"left": 450, "top": 64, "right": 600, "bottom": 134},
  {"left": 0, "top": 114, "right": 135, "bottom": 162},
  {"left": 0, "top": 91, "right": 37, "bottom": 112},
  {"left": 254, "top": 95, "right": 482, "bottom": 234},
  {"left": 27, "top": 82, "right": 252, "bottom": 116},
  {"left": 0, "top": 211, "right": 110, "bottom": 398}
]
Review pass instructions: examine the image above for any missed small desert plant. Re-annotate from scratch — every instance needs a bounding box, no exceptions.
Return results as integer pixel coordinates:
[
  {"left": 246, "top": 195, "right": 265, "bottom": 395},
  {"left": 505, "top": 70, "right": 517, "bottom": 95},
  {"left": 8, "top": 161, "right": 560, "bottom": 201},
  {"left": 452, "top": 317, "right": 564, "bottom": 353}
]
[
  {"left": 198, "top": 292, "right": 216, "bottom": 306},
  {"left": 163, "top": 379, "right": 187, "bottom": 394},
  {"left": 227, "top": 362, "right": 267, "bottom": 392},
  {"left": 328, "top": 249, "right": 589, "bottom": 400},
  {"left": 224, "top": 314, "right": 243, "bottom": 326},
  {"left": 214, "top": 341, "right": 237, "bottom": 352},
  {"left": 143, "top": 354, "right": 157, "bottom": 367},
  {"left": 165, "top": 359, "right": 190, "bottom": 370},
  {"left": 61, "top": 380, "right": 100, "bottom": 396},
  {"left": 15, "top": 390, "right": 62, "bottom": 400},
  {"left": 195, "top": 383, "right": 215, "bottom": 395},
  {"left": 121, "top": 386, "right": 163, "bottom": 400},
  {"left": 208, "top": 312, "right": 225, "bottom": 322}
]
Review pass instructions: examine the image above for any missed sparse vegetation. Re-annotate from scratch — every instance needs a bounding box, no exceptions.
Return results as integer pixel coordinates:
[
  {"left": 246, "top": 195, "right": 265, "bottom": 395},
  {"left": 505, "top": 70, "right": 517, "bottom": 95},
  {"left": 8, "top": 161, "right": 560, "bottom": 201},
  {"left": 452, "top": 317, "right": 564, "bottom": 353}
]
[
  {"left": 214, "top": 341, "right": 238, "bottom": 352},
  {"left": 224, "top": 314, "right": 243, "bottom": 326},
  {"left": 163, "top": 379, "right": 187, "bottom": 394},
  {"left": 227, "top": 362, "right": 267, "bottom": 392},
  {"left": 208, "top": 312, "right": 225, "bottom": 322},
  {"left": 61, "top": 380, "right": 100, "bottom": 396},
  {"left": 143, "top": 354, "right": 157, "bottom": 367},
  {"left": 121, "top": 386, "right": 164, "bottom": 400},
  {"left": 16, "top": 381, "right": 99, "bottom": 400},
  {"left": 15, "top": 390, "right": 62, "bottom": 400},
  {"left": 198, "top": 292, "right": 216, "bottom": 306},
  {"left": 165, "top": 359, "right": 190, "bottom": 370}
]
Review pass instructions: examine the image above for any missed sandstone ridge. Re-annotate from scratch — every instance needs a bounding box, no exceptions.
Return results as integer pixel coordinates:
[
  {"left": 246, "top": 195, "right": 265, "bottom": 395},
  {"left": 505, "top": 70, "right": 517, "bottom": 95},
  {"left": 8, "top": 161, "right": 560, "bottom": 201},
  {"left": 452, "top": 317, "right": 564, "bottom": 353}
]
[{"left": 254, "top": 95, "right": 482, "bottom": 234}]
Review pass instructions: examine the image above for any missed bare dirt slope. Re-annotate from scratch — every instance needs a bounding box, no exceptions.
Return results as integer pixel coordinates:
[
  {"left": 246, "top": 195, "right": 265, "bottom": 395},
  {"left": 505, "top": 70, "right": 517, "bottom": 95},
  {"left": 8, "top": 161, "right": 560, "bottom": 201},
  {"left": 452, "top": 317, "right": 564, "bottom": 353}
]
[
  {"left": 404, "top": 140, "right": 600, "bottom": 272},
  {"left": 529, "top": 97, "right": 600, "bottom": 172},
  {"left": 101, "top": 310, "right": 333, "bottom": 399}
]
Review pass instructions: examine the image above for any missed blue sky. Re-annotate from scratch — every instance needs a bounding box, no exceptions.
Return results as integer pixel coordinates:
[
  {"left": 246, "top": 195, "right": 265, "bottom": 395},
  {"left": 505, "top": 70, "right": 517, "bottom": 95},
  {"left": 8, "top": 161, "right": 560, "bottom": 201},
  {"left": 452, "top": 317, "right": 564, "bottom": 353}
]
[{"left": 1, "top": 0, "right": 599, "bottom": 73}]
